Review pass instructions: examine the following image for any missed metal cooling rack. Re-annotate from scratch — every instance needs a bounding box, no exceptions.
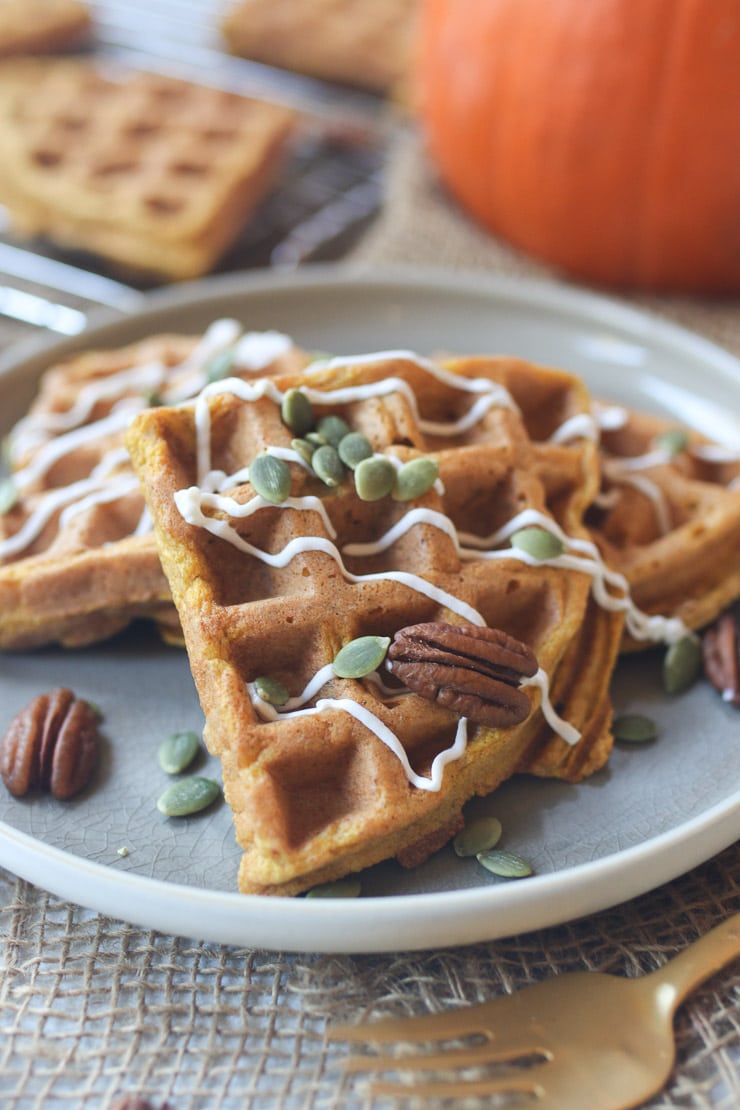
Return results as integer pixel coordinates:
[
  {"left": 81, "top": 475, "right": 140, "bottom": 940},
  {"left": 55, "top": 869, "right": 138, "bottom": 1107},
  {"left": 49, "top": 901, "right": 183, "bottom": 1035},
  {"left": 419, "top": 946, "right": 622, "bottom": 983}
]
[{"left": 0, "top": 0, "right": 389, "bottom": 337}]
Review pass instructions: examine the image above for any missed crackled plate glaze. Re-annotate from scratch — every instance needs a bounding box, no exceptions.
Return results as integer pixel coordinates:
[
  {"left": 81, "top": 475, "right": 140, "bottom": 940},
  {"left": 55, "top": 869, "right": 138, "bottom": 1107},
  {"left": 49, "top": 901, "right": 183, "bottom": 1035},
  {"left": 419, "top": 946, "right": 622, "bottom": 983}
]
[{"left": 0, "top": 267, "right": 738, "bottom": 952}]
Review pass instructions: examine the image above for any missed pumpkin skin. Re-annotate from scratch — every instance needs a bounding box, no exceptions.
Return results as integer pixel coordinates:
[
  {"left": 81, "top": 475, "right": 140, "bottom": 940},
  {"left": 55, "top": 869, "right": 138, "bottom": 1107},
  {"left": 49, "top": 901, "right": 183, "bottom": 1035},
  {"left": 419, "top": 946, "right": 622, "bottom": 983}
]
[{"left": 416, "top": 0, "right": 740, "bottom": 293}]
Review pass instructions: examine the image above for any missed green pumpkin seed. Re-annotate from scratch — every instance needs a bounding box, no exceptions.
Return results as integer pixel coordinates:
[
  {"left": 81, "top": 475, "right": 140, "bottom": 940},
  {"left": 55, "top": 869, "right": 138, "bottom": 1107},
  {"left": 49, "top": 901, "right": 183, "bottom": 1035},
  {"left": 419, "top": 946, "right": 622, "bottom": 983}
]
[
  {"left": 354, "top": 456, "right": 396, "bottom": 501},
  {"left": 338, "top": 431, "right": 373, "bottom": 470},
  {"left": 306, "top": 431, "right": 328, "bottom": 447},
  {"left": 392, "top": 457, "right": 439, "bottom": 501},
  {"left": 316, "top": 413, "right": 351, "bottom": 447},
  {"left": 476, "top": 848, "right": 533, "bottom": 879},
  {"left": 453, "top": 816, "right": 502, "bottom": 857},
  {"left": 333, "top": 635, "right": 391, "bottom": 679},
  {"left": 158, "top": 730, "right": 201, "bottom": 774},
  {"left": 204, "top": 348, "right": 234, "bottom": 383},
  {"left": 305, "top": 878, "right": 362, "bottom": 898},
  {"left": 281, "top": 388, "right": 314, "bottom": 436},
  {"left": 312, "top": 444, "right": 345, "bottom": 487},
  {"left": 510, "top": 527, "right": 564, "bottom": 560},
  {"left": 291, "top": 437, "right": 316, "bottom": 465},
  {"left": 254, "top": 675, "right": 290, "bottom": 706},
  {"left": 0, "top": 477, "right": 18, "bottom": 514},
  {"left": 654, "top": 428, "right": 689, "bottom": 457},
  {"left": 249, "top": 453, "right": 291, "bottom": 503},
  {"left": 663, "top": 634, "right": 703, "bottom": 694},
  {"left": 156, "top": 776, "right": 220, "bottom": 817},
  {"left": 612, "top": 714, "right": 658, "bottom": 744}
]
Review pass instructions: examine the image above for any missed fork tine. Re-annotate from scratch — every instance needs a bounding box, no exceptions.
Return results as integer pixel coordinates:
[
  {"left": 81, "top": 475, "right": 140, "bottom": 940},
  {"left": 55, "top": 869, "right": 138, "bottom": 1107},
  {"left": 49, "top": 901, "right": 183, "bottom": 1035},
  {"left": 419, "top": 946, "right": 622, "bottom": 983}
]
[
  {"left": 342, "top": 1039, "right": 546, "bottom": 1075},
  {"left": 368, "top": 1073, "right": 541, "bottom": 1100}
]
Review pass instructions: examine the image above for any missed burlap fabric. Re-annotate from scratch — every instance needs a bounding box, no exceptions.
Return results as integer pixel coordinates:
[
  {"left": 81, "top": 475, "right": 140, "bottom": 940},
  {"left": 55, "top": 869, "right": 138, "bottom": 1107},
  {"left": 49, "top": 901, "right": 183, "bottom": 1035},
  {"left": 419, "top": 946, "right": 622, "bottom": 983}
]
[{"left": 1, "top": 127, "right": 739, "bottom": 1109}]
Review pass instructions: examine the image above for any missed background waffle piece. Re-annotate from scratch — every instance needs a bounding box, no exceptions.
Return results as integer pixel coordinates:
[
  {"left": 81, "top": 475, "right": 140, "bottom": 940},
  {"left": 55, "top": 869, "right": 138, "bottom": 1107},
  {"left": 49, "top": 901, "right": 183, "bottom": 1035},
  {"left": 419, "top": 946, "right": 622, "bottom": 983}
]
[
  {"left": 586, "top": 404, "right": 740, "bottom": 647},
  {"left": 0, "top": 323, "right": 308, "bottom": 649},
  {"left": 0, "top": 0, "right": 90, "bottom": 57},
  {"left": 127, "top": 352, "right": 625, "bottom": 896},
  {"left": 0, "top": 58, "right": 295, "bottom": 280},
  {"left": 221, "top": 0, "right": 416, "bottom": 94}
]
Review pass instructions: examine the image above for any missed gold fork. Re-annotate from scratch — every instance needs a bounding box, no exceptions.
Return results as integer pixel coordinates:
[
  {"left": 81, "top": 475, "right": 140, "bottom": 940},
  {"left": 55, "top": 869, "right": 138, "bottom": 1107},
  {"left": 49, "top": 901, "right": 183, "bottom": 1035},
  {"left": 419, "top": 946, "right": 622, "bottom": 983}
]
[{"left": 328, "top": 910, "right": 740, "bottom": 1108}]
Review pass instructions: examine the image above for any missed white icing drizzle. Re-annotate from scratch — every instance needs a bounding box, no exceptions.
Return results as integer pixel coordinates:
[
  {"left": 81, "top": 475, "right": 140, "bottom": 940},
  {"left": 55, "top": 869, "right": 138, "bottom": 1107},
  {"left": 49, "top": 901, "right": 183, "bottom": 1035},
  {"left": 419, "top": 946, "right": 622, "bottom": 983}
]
[
  {"left": 134, "top": 504, "right": 153, "bottom": 536},
  {"left": 690, "top": 443, "right": 740, "bottom": 464},
  {"left": 0, "top": 474, "right": 133, "bottom": 559},
  {"left": 549, "top": 412, "right": 599, "bottom": 443},
  {"left": 601, "top": 466, "right": 673, "bottom": 535},
  {"left": 592, "top": 401, "right": 629, "bottom": 431},
  {"left": 193, "top": 355, "right": 517, "bottom": 483},
  {"left": 59, "top": 474, "right": 140, "bottom": 528},
  {"left": 10, "top": 360, "right": 166, "bottom": 459},
  {"left": 344, "top": 504, "right": 687, "bottom": 645},
  {"left": 175, "top": 484, "right": 485, "bottom": 625},
  {"left": 181, "top": 488, "right": 338, "bottom": 541},
  {"left": 520, "top": 668, "right": 581, "bottom": 745},
  {"left": 12, "top": 403, "right": 144, "bottom": 493},
  {"left": 233, "top": 330, "right": 293, "bottom": 370},
  {"left": 177, "top": 353, "right": 697, "bottom": 793},
  {"left": 2, "top": 323, "right": 297, "bottom": 563},
  {"left": 604, "top": 446, "right": 673, "bottom": 473},
  {"left": 160, "top": 318, "right": 243, "bottom": 404},
  {"left": 248, "top": 666, "right": 470, "bottom": 792}
]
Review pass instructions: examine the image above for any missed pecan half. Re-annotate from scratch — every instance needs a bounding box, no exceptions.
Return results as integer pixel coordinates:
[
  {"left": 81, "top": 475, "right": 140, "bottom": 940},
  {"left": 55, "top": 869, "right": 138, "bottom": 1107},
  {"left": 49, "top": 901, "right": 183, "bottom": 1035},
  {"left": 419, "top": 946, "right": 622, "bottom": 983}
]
[
  {"left": 387, "top": 622, "right": 538, "bottom": 728},
  {"left": 703, "top": 608, "right": 740, "bottom": 705},
  {"left": 0, "top": 688, "right": 99, "bottom": 799}
]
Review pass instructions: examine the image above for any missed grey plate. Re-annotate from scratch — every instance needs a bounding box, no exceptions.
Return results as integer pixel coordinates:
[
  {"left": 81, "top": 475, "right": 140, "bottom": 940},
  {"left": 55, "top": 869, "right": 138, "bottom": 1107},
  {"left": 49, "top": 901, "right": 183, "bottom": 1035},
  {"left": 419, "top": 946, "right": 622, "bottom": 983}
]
[{"left": 0, "top": 265, "right": 738, "bottom": 953}]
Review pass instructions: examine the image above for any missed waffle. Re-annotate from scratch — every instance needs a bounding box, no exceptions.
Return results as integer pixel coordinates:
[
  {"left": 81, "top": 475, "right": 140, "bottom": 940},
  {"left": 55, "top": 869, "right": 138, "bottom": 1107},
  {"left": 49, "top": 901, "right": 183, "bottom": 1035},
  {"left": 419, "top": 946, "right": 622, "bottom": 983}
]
[
  {"left": 0, "top": 323, "right": 308, "bottom": 649},
  {"left": 0, "top": 0, "right": 90, "bottom": 56},
  {"left": 126, "top": 350, "right": 627, "bottom": 895},
  {"left": 586, "top": 403, "right": 740, "bottom": 648},
  {"left": 0, "top": 58, "right": 295, "bottom": 280},
  {"left": 221, "top": 0, "right": 416, "bottom": 94}
]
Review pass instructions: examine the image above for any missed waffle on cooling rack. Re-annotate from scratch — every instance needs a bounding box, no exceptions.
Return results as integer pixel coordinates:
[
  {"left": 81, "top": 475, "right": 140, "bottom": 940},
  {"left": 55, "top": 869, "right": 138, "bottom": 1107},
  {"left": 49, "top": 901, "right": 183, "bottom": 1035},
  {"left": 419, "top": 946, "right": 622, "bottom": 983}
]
[
  {"left": 587, "top": 404, "right": 740, "bottom": 648},
  {"left": 0, "top": 323, "right": 308, "bottom": 649},
  {"left": 126, "top": 351, "right": 627, "bottom": 895},
  {"left": 0, "top": 0, "right": 90, "bottom": 56},
  {"left": 0, "top": 58, "right": 295, "bottom": 280},
  {"left": 221, "top": 0, "right": 416, "bottom": 94}
]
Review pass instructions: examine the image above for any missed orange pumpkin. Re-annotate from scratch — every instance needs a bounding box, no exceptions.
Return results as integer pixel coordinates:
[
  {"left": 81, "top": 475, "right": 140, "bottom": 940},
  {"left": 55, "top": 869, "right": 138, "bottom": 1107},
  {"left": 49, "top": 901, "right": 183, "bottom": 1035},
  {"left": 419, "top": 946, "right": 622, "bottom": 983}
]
[{"left": 416, "top": 0, "right": 740, "bottom": 293}]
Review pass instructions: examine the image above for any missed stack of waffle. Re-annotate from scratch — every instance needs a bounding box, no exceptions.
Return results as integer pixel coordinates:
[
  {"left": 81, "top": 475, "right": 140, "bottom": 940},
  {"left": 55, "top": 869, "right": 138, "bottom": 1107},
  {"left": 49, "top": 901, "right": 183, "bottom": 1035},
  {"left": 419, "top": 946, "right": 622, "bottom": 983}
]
[{"left": 5, "top": 326, "right": 740, "bottom": 895}]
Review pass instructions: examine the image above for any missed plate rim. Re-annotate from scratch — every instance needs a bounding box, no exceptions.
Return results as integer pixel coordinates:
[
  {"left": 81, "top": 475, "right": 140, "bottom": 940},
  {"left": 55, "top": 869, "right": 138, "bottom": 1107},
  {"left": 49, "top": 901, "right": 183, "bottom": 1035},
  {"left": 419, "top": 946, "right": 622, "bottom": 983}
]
[{"left": 1, "top": 262, "right": 739, "bottom": 953}]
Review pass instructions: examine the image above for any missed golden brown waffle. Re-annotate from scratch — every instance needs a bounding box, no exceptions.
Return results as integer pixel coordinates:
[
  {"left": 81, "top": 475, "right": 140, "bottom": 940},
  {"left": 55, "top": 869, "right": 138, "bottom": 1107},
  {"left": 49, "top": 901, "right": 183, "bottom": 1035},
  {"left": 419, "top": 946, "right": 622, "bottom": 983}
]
[
  {"left": 0, "top": 324, "right": 309, "bottom": 649},
  {"left": 0, "top": 0, "right": 90, "bottom": 56},
  {"left": 587, "top": 404, "right": 740, "bottom": 648},
  {"left": 221, "top": 0, "right": 416, "bottom": 94},
  {"left": 126, "top": 351, "right": 626, "bottom": 895},
  {"left": 0, "top": 59, "right": 295, "bottom": 280}
]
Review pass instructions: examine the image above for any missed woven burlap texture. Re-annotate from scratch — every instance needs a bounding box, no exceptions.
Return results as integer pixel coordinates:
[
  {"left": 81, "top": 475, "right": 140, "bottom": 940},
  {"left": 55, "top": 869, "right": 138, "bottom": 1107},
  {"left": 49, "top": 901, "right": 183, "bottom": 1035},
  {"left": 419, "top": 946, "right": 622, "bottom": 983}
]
[{"left": 1, "top": 127, "right": 739, "bottom": 1109}]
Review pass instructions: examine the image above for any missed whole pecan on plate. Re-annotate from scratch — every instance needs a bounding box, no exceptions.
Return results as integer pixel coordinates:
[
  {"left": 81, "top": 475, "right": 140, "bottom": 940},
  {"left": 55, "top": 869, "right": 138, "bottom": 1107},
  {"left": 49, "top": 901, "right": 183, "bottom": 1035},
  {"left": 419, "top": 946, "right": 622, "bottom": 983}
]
[
  {"left": 702, "top": 607, "right": 740, "bottom": 705},
  {"left": 387, "top": 622, "right": 538, "bottom": 727},
  {"left": 0, "top": 687, "right": 100, "bottom": 799}
]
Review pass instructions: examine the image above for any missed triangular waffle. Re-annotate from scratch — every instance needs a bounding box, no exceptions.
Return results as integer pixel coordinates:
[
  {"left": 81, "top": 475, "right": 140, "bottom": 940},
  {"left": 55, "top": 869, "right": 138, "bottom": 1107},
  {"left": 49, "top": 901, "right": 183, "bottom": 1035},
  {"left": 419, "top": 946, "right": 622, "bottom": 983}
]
[
  {"left": 0, "top": 58, "right": 295, "bottom": 280},
  {"left": 586, "top": 403, "right": 740, "bottom": 648},
  {"left": 126, "top": 350, "right": 627, "bottom": 895},
  {"left": 0, "top": 323, "right": 308, "bottom": 649}
]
